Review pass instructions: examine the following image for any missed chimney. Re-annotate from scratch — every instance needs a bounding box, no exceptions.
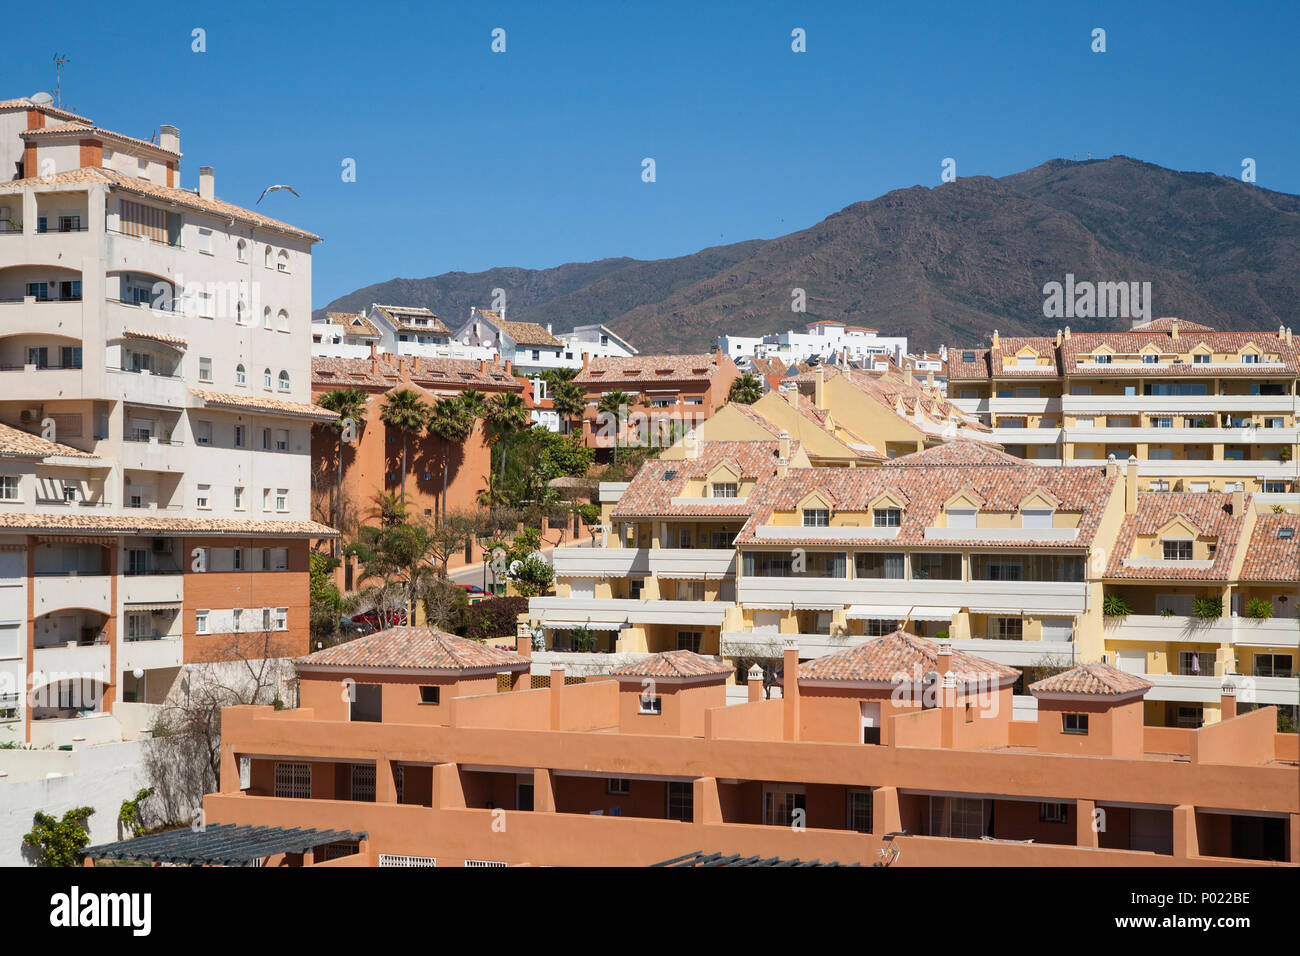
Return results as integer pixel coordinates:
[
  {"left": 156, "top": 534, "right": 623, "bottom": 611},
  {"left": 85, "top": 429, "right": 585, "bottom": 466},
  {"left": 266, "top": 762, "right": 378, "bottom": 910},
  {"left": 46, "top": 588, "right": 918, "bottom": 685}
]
[
  {"left": 747, "top": 663, "right": 764, "bottom": 703},
  {"left": 369, "top": 344, "right": 380, "bottom": 378},
  {"left": 1125, "top": 455, "right": 1139, "bottom": 514},
  {"left": 1287, "top": 327, "right": 1294, "bottom": 346},
  {"left": 1063, "top": 326, "right": 1071, "bottom": 341},
  {"left": 1170, "top": 319, "right": 1179, "bottom": 341},
  {"left": 904, "top": 366, "right": 913, "bottom": 385},
  {"left": 991, "top": 329, "right": 1000, "bottom": 350},
  {"left": 926, "top": 370, "right": 935, "bottom": 389},
  {"left": 782, "top": 638, "right": 800, "bottom": 741},
  {"left": 549, "top": 664, "right": 565, "bottom": 729},
  {"left": 399, "top": 357, "right": 411, "bottom": 383},
  {"left": 1055, "top": 328, "right": 1063, "bottom": 347},
  {"left": 514, "top": 626, "right": 533, "bottom": 692},
  {"left": 582, "top": 352, "right": 590, "bottom": 372},
  {"left": 1231, "top": 487, "right": 1244, "bottom": 517},
  {"left": 813, "top": 366, "right": 825, "bottom": 410},
  {"left": 1220, "top": 679, "right": 1237, "bottom": 721},
  {"left": 479, "top": 358, "right": 487, "bottom": 374},
  {"left": 547, "top": 323, "right": 552, "bottom": 335},
  {"left": 715, "top": 346, "right": 724, "bottom": 363},
  {"left": 936, "top": 639, "right": 953, "bottom": 676},
  {"left": 504, "top": 359, "right": 512, "bottom": 376},
  {"left": 198, "top": 165, "right": 214, "bottom": 201},
  {"left": 159, "top": 125, "right": 179, "bottom": 155}
]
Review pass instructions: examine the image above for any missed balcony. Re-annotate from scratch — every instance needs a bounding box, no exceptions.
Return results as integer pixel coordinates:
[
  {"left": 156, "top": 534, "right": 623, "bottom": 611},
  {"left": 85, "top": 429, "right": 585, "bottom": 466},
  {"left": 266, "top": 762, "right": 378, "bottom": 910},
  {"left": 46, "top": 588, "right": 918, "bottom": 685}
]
[
  {"left": 1104, "top": 614, "right": 1299, "bottom": 649},
  {"left": 551, "top": 547, "right": 649, "bottom": 579},
  {"left": 120, "top": 434, "right": 186, "bottom": 472},
  {"left": 1065, "top": 426, "right": 1298, "bottom": 444},
  {"left": 722, "top": 631, "right": 867, "bottom": 659},
  {"left": 32, "top": 573, "right": 112, "bottom": 615},
  {"left": 1142, "top": 672, "right": 1298, "bottom": 706},
  {"left": 751, "top": 526, "right": 900, "bottom": 542},
  {"left": 923, "top": 527, "right": 1079, "bottom": 543},
  {"left": 1063, "top": 458, "right": 1299, "bottom": 479},
  {"left": 0, "top": 297, "right": 84, "bottom": 337},
  {"left": 27, "top": 711, "right": 119, "bottom": 749},
  {"left": 105, "top": 366, "right": 187, "bottom": 406},
  {"left": 120, "top": 635, "right": 184, "bottom": 672},
  {"left": 0, "top": 362, "right": 85, "bottom": 401},
  {"left": 952, "top": 637, "right": 1077, "bottom": 667},
  {"left": 122, "top": 573, "right": 184, "bottom": 605},
  {"left": 1062, "top": 394, "right": 1299, "bottom": 415},
  {"left": 647, "top": 548, "right": 736, "bottom": 579},
  {"left": 987, "top": 427, "right": 1062, "bottom": 445},
  {"left": 736, "top": 577, "right": 1088, "bottom": 616},
  {"left": 33, "top": 640, "right": 111, "bottom": 679},
  {"left": 529, "top": 597, "right": 731, "bottom": 629},
  {"left": 951, "top": 397, "right": 1061, "bottom": 416}
]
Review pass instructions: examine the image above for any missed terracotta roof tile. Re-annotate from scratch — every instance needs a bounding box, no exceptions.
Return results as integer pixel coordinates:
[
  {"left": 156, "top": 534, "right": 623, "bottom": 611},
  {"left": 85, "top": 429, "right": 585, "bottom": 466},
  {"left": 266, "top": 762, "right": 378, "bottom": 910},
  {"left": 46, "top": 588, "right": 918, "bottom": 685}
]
[
  {"left": 0, "top": 513, "right": 334, "bottom": 536},
  {"left": 0, "top": 97, "right": 93, "bottom": 124},
  {"left": 609, "top": 649, "right": 732, "bottom": 679},
  {"left": 190, "top": 389, "right": 338, "bottom": 422},
  {"left": 0, "top": 423, "right": 100, "bottom": 460},
  {"left": 1239, "top": 513, "right": 1300, "bottom": 583},
  {"left": 22, "top": 121, "right": 180, "bottom": 157},
  {"left": 798, "top": 631, "right": 1019, "bottom": 685},
  {"left": 882, "top": 440, "right": 1024, "bottom": 468},
  {"left": 577, "top": 354, "right": 721, "bottom": 385},
  {"left": 296, "top": 626, "right": 527, "bottom": 672},
  {"left": 324, "top": 312, "right": 380, "bottom": 338},
  {"left": 611, "top": 441, "right": 795, "bottom": 519},
  {"left": 124, "top": 329, "right": 186, "bottom": 350},
  {"left": 1029, "top": 661, "right": 1152, "bottom": 697},
  {"left": 372, "top": 304, "right": 449, "bottom": 335},
  {"left": 1104, "top": 492, "right": 1248, "bottom": 581}
]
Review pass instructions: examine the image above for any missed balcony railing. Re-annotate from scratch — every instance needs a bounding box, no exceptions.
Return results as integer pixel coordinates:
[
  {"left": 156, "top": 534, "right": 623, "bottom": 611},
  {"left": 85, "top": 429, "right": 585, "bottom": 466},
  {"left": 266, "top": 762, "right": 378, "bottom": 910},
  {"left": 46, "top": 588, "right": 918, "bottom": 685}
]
[{"left": 106, "top": 226, "right": 182, "bottom": 248}]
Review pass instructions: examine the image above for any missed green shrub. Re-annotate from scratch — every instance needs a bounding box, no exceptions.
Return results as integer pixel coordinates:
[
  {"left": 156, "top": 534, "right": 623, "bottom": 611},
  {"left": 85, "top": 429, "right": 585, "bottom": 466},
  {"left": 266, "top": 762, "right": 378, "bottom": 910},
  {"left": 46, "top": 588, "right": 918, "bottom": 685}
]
[
  {"left": 1193, "top": 596, "right": 1223, "bottom": 620},
  {"left": 1244, "top": 597, "right": 1274, "bottom": 620},
  {"left": 1102, "top": 593, "right": 1132, "bottom": 618},
  {"left": 463, "top": 596, "right": 530, "bottom": 640},
  {"left": 1159, "top": 608, "right": 1175, "bottom": 617}
]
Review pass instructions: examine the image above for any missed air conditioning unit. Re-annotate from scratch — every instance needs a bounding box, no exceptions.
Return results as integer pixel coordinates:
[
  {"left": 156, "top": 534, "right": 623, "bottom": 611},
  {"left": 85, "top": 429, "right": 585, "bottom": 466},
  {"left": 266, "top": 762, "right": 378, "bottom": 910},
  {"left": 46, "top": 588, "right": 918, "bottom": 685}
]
[{"left": 19, "top": 407, "right": 42, "bottom": 424}]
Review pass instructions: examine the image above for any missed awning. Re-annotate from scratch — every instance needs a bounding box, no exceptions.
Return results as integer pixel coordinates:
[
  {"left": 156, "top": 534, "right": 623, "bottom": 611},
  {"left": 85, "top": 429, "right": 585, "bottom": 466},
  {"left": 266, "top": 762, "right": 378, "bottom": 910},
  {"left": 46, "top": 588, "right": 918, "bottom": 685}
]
[
  {"left": 84, "top": 823, "right": 368, "bottom": 866},
  {"left": 541, "top": 621, "right": 624, "bottom": 631},
  {"left": 846, "top": 605, "right": 958, "bottom": 621},
  {"left": 124, "top": 601, "right": 182, "bottom": 613}
]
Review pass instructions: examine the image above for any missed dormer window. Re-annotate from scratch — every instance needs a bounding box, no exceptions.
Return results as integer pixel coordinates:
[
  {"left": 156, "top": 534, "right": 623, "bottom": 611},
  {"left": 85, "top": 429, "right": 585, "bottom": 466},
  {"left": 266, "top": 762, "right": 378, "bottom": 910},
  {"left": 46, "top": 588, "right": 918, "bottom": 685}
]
[
  {"left": 1021, "top": 508, "right": 1053, "bottom": 529},
  {"left": 1193, "top": 353, "right": 1210, "bottom": 364},
  {"left": 872, "top": 507, "right": 901, "bottom": 528},
  {"left": 711, "top": 482, "right": 738, "bottom": 499},
  {"left": 962, "top": 351, "right": 975, "bottom": 363},
  {"left": 1094, "top": 354, "right": 1112, "bottom": 364},
  {"left": 946, "top": 508, "right": 977, "bottom": 530},
  {"left": 1142, "top": 354, "right": 1158, "bottom": 364},
  {"left": 802, "top": 508, "right": 830, "bottom": 527},
  {"left": 1241, "top": 353, "right": 1259, "bottom": 364},
  {"left": 1162, "top": 539, "right": 1193, "bottom": 561}
]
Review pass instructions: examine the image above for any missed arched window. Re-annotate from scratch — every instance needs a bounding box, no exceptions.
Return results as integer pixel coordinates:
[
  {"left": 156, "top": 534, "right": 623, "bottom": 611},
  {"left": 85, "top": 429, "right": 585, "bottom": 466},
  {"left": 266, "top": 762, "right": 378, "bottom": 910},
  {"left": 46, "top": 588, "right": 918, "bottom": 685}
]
[
  {"left": 236, "top": 239, "right": 247, "bottom": 262},
  {"left": 236, "top": 300, "right": 245, "bottom": 325},
  {"left": 263, "top": 306, "right": 272, "bottom": 330},
  {"left": 276, "top": 249, "right": 290, "bottom": 274},
  {"left": 235, "top": 363, "right": 246, "bottom": 386},
  {"left": 276, "top": 309, "right": 289, "bottom": 332},
  {"left": 264, "top": 245, "right": 272, "bottom": 268},
  {"left": 263, "top": 368, "right": 272, "bottom": 390},
  {"left": 278, "top": 370, "right": 290, "bottom": 392}
]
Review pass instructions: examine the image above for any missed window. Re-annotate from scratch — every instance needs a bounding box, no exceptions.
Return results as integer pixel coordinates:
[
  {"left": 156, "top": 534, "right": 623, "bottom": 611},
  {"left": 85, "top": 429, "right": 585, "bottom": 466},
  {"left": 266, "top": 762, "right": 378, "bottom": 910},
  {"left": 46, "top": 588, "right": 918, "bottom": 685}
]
[
  {"left": 1241, "top": 353, "right": 1259, "bottom": 364},
  {"left": 1278, "top": 524, "right": 1295, "bottom": 538},
  {"left": 969, "top": 553, "right": 1083, "bottom": 582},
  {"left": 846, "top": 790, "right": 873, "bottom": 833},
  {"left": 0, "top": 476, "right": 19, "bottom": 501},
  {"left": 865, "top": 619, "right": 898, "bottom": 637},
  {"left": 262, "top": 428, "right": 272, "bottom": 450},
  {"left": 1021, "top": 508, "right": 1053, "bottom": 529},
  {"left": 273, "top": 607, "right": 287, "bottom": 631},
  {"left": 1152, "top": 416, "right": 1173, "bottom": 428},
  {"left": 232, "top": 548, "right": 243, "bottom": 571},
  {"left": 666, "top": 782, "right": 693, "bottom": 822},
  {"left": 929, "top": 796, "right": 988, "bottom": 839},
  {"left": 1193, "top": 353, "right": 1210, "bottom": 364},
  {"left": 235, "top": 364, "right": 246, "bottom": 386},
  {"left": 276, "top": 488, "right": 288, "bottom": 512},
  {"left": 233, "top": 425, "right": 245, "bottom": 448},
  {"left": 629, "top": 578, "right": 644, "bottom": 599},
  {"left": 711, "top": 482, "right": 738, "bottom": 499},
  {"left": 350, "top": 764, "right": 376, "bottom": 802},
  {"left": 1162, "top": 540, "right": 1193, "bottom": 561},
  {"left": 962, "top": 351, "right": 975, "bottom": 363},
  {"left": 1176, "top": 705, "right": 1203, "bottom": 728},
  {"left": 873, "top": 507, "right": 902, "bottom": 528},
  {"left": 855, "top": 552, "right": 904, "bottom": 579},
  {"left": 946, "top": 507, "right": 977, "bottom": 529},
  {"left": 196, "top": 484, "right": 211, "bottom": 509},
  {"left": 277, "top": 310, "right": 289, "bottom": 332},
  {"left": 606, "top": 778, "right": 630, "bottom": 795},
  {"left": 262, "top": 488, "right": 272, "bottom": 511},
  {"left": 1253, "top": 654, "right": 1293, "bottom": 678},
  {"left": 1039, "top": 802, "right": 1068, "bottom": 824},
  {"left": 198, "top": 356, "right": 213, "bottom": 382},
  {"left": 676, "top": 630, "right": 702, "bottom": 652},
  {"left": 910, "top": 552, "right": 962, "bottom": 580},
  {"left": 278, "top": 370, "right": 290, "bottom": 392},
  {"left": 1062, "top": 713, "right": 1088, "bottom": 735},
  {"left": 236, "top": 239, "right": 247, "bottom": 262},
  {"left": 743, "top": 550, "right": 845, "bottom": 578},
  {"left": 802, "top": 508, "right": 830, "bottom": 527},
  {"left": 763, "top": 787, "right": 806, "bottom": 827},
  {"left": 277, "top": 250, "right": 289, "bottom": 273},
  {"left": 195, "top": 610, "right": 210, "bottom": 634},
  {"left": 991, "top": 617, "right": 1023, "bottom": 640},
  {"left": 1178, "top": 651, "right": 1214, "bottom": 676},
  {"left": 62, "top": 482, "right": 77, "bottom": 503},
  {"left": 26, "top": 346, "right": 48, "bottom": 367},
  {"left": 275, "top": 429, "right": 289, "bottom": 451},
  {"left": 639, "top": 691, "right": 662, "bottom": 715},
  {"left": 1142, "top": 353, "right": 1158, "bottom": 364},
  {"left": 194, "top": 420, "right": 212, "bottom": 445},
  {"left": 198, "top": 228, "right": 213, "bottom": 254},
  {"left": 263, "top": 368, "right": 273, "bottom": 389},
  {"left": 419, "top": 685, "right": 441, "bottom": 704},
  {"left": 1093, "top": 353, "right": 1111, "bottom": 364},
  {"left": 26, "top": 282, "right": 49, "bottom": 301},
  {"left": 274, "top": 762, "right": 311, "bottom": 799},
  {"left": 234, "top": 486, "right": 244, "bottom": 510}
]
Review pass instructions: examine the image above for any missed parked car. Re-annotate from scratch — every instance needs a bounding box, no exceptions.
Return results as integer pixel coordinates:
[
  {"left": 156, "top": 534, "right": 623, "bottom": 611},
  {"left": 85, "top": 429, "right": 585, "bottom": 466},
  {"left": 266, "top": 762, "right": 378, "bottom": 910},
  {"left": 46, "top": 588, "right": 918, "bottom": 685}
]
[
  {"left": 453, "top": 584, "right": 488, "bottom": 595},
  {"left": 350, "top": 609, "right": 408, "bottom": 632},
  {"left": 338, "top": 617, "right": 366, "bottom": 637}
]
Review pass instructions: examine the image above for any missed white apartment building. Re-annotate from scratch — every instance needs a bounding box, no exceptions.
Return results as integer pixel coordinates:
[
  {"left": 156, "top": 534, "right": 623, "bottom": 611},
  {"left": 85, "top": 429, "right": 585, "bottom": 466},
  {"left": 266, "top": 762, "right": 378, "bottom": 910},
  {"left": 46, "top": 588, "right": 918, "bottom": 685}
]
[
  {"left": 0, "top": 95, "right": 332, "bottom": 752},
  {"left": 720, "top": 320, "right": 909, "bottom": 367}
]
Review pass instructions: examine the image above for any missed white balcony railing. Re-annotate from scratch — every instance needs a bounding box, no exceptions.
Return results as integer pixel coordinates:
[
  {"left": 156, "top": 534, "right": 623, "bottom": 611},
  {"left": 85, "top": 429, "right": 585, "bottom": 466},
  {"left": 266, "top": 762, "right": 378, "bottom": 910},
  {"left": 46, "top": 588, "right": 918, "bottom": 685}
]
[
  {"left": 33, "top": 641, "right": 111, "bottom": 678},
  {"left": 32, "top": 573, "right": 113, "bottom": 615},
  {"left": 752, "top": 526, "right": 900, "bottom": 541},
  {"left": 988, "top": 427, "right": 1062, "bottom": 445},
  {"left": 119, "top": 636, "right": 184, "bottom": 672},
  {"left": 1061, "top": 394, "right": 1298, "bottom": 415},
  {"left": 529, "top": 597, "right": 731, "bottom": 628},
  {"left": 736, "top": 578, "right": 1089, "bottom": 615},
  {"left": 1064, "top": 426, "right": 1298, "bottom": 444},
  {"left": 551, "top": 547, "right": 649, "bottom": 579},
  {"left": 923, "top": 527, "right": 1079, "bottom": 543},
  {"left": 647, "top": 548, "right": 736, "bottom": 579},
  {"left": 1104, "top": 614, "right": 1299, "bottom": 648},
  {"left": 1142, "top": 672, "right": 1298, "bottom": 706}
]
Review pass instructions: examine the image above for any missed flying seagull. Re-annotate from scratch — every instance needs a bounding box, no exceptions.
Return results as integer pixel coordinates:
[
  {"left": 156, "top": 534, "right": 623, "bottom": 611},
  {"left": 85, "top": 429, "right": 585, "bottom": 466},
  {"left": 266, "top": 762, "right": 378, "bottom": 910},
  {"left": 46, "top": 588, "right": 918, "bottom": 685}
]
[{"left": 256, "top": 184, "right": 300, "bottom": 204}]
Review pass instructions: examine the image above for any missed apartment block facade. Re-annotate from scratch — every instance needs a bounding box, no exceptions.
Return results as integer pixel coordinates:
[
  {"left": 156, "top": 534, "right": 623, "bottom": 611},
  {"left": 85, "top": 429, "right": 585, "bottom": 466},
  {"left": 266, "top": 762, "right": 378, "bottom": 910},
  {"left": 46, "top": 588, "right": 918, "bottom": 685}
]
[
  {"left": 0, "top": 96, "right": 333, "bottom": 747},
  {"left": 947, "top": 319, "right": 1299, "bottom": 497},
  {"left": 195, "top": 629, "right": 1298, "bottom": 867}
]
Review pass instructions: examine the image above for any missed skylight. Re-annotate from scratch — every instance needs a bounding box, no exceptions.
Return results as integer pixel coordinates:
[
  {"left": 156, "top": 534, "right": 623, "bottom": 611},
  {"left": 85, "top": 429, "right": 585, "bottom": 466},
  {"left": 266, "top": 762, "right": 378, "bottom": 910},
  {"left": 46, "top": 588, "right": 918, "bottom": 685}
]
[{"left": 1280, "top": 527, "right": 1295, "bottom": 540}]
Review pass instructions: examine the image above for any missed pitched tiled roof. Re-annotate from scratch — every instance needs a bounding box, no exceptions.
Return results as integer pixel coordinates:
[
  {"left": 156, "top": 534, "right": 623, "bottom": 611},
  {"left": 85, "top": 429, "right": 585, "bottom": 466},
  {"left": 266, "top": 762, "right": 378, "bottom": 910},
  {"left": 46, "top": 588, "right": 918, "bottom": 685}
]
[
  {"left": 945, "top": 337, "right": 1061, "bottom": 380},
  {"left": 0, "top": 423, "right": 100, "bottom": 460},
  {"left": 124, "top": 329, "right": 186, "bottom": 350},
  {"left": 882, "top": 440, "right": 1023, "bottom": 468},
  {"left": 609, "top": 649, "right": 732, "bottom": 679},
  {"left": 499, "top": 319, "right": 560, "bottom": 348},
  {"left": 1104, "top": 492, "right": 1248, "bottom": 581},
  {"left": 0, "top": 513, "right": 334, "bottom": 536},
  {"left": 798, "top": 631, "right": 1019, "bottom": 685},
  {"left": 577, "top": 354, "right": 721, "bottom": 385},
  {"left": 1130, "top": 318, "right": 1214, "bottom": 332},
  {"left": 0, "top": 97, "right": 93, "bottom": 124},
  {"left": 22, "top": 121, "right": 180, "bottom": 157},
  {"left": 190, "top": 389, "right": 338, "bottom": 422},
  {"left": 735, "top": 460, "right": 1116, "bottom": 549},
  {"left": 310, "top": 355, "right": 523, "bottom": 392},
  {"left": 612, "top": 441, "right": 795, "bottom": 518},
  {"left": 371, "top": 304, "right": 449, "bottom": 335},
  {"left": 1029, "top": 661, "right": 1152, "bottom": 697},
  {"left": 0, "top": 167, "right": 319, "bottom": 241},
  {"left": 325, "top": 312, "right": 380, "bottom": 338},
  {"left": 295, "top": 626, "right": 527, "bottom": 672},
  {"left": 1239, "top": 513, "right": 1300, "bottom": 583}
]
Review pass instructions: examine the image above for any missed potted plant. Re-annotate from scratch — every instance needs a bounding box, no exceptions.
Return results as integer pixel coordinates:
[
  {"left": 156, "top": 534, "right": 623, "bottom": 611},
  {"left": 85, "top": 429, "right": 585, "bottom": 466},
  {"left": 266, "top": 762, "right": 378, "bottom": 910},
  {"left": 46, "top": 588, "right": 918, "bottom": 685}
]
[
  {"left": 1193, "top": 596, "right": 1223, "bottom": 620},
  {"left": 1102, "top": 593, "right": 1132, "bottom": 618},
  {"left": 1244, "top": 597, "right": 1273, "bottom": 620}
]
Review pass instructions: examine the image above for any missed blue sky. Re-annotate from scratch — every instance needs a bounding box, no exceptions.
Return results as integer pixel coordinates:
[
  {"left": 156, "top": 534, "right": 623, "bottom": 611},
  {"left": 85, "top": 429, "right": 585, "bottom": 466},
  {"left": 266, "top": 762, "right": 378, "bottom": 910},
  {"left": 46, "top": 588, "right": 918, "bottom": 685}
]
[{"left": 6, "top": 0, "right": 1297, "bottom": 307}]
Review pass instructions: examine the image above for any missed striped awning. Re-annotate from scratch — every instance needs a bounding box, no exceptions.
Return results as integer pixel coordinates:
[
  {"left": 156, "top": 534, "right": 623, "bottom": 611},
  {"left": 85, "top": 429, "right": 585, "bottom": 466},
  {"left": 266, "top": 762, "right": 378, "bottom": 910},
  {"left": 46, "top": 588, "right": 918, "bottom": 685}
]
[
  {"left": 542, "top": 620, "right": 624, "bottom": 631},
  {"left": 124, "top": 601, "right": 182, "bottom": 613}
]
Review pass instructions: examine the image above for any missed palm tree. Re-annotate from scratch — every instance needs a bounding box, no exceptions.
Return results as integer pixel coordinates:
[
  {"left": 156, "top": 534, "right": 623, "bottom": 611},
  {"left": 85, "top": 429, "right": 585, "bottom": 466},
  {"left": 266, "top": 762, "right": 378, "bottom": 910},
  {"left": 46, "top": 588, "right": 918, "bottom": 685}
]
[
  {"left": 459, "top": 388, "right": 487, "bottom": 422},
  {"left": 728, "top": 373, "right": 764, "bottom": 405},
  {"left": 484, "top": 391, "right": 531, "bottom": 495},
  {"left": 597, "top": 390, "right": 635, "bottom": 466},
  {"left": 551, "top": 380, "right": 585, "bottom": 437},
  {"left": 379, "top": 388, "right": 431, "bottom": 505},
  {"left": 316, "top": 388, "right": 369, "bottom": 544},
  {"left": 541, "top": 366, "right": 578, "bottom": 392},
  {"left": 427, "top": 397, "right": 472, "bottom": 523}
]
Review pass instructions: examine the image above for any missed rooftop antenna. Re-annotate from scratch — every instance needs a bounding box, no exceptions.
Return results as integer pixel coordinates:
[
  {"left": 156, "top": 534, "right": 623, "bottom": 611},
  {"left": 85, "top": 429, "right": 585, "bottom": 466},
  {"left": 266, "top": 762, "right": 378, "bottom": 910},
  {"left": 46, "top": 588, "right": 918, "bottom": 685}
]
[{"left": 53, "top": 54, "right": 70, "bottom": 109}]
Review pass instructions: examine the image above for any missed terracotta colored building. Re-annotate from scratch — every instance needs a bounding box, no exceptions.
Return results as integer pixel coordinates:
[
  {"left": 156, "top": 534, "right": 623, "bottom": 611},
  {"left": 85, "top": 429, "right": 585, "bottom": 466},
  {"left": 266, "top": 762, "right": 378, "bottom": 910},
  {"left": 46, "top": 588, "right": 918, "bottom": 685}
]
[{"left": 197, "top": 627, "right": 1298, "bottom": 867}]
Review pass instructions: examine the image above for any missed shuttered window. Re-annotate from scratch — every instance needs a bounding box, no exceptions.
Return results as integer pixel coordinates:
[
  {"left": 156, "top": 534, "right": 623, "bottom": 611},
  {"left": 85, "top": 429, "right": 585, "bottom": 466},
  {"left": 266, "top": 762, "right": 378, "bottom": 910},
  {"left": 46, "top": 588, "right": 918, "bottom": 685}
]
[{"left": 120, "top": 199, "right": 168, "bottom": 243}]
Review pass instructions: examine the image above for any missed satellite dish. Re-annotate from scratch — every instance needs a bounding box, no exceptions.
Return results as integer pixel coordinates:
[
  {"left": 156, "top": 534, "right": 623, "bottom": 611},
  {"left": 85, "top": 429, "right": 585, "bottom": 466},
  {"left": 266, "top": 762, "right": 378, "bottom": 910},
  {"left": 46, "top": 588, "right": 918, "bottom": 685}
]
[{"left": 30, "top": 91, "right": 54, "bottom": 105}]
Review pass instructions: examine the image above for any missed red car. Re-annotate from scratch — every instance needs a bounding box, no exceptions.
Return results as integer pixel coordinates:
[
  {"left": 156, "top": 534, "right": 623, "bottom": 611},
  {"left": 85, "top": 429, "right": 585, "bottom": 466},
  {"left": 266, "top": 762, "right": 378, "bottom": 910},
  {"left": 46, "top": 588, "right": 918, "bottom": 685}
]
[{"left": 349, "top": 610, "right": 408, "bottom": 632}]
